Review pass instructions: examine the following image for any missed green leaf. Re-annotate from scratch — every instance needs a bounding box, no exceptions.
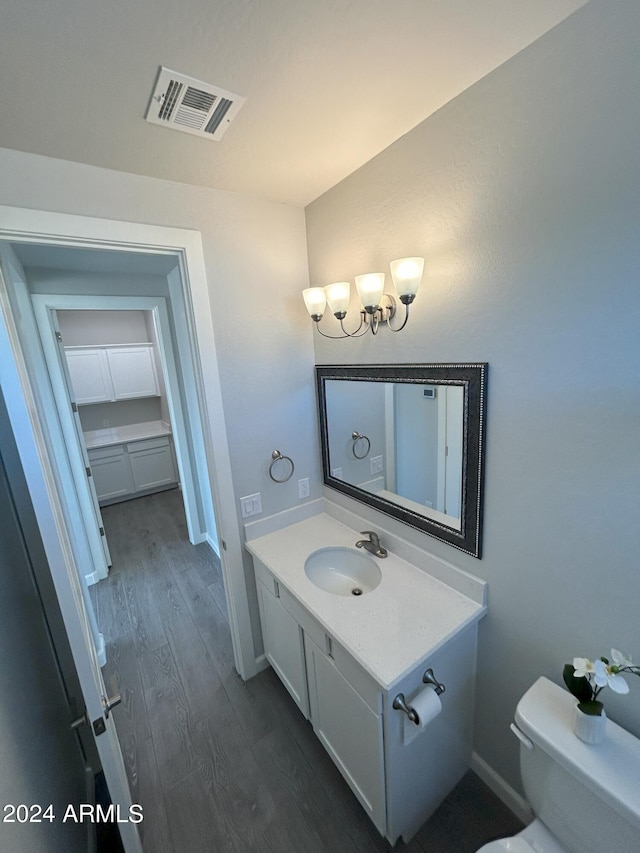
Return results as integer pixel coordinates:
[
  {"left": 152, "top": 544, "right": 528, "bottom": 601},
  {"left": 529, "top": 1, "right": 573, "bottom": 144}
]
[
  {"left": 563, "top": 664, "right": 593, "bottom": 703},
  {"left": 577, "top": 700, "right": 604, "bottom": 716}
]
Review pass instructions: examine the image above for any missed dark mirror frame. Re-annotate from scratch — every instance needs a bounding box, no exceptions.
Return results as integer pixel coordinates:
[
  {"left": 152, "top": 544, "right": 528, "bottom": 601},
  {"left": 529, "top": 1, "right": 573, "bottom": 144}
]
[{"left": 316, "top": 363, "right": 487, "bottom": 558}]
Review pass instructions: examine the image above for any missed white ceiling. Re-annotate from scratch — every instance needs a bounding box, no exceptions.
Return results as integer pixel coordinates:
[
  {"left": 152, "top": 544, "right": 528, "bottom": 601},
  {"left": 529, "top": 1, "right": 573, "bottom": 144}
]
[{"left": 1, "top": 0, "right": 587, "bottom": 207}]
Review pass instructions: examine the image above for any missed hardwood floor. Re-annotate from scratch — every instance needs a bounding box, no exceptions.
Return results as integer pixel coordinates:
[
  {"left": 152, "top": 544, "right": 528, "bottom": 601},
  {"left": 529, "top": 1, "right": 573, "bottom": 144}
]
[{"left": 93, "top": 489, "right": 523, "bottom": 852}]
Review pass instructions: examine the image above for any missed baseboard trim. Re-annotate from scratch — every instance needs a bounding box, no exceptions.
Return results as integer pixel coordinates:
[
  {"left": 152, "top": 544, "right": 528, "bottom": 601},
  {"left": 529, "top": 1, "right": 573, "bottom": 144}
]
[
  {"left": 85, "top": 570, "right": 100, "bottom": 586},
  {"left": 204, "top": 533, "right": 220, "bottom": 557},
  {"left": 254, "top": 654, "right": 270, "bottom": 675},
  {"left": 471, "top": 751, "right": 533, "bottom": 826}
]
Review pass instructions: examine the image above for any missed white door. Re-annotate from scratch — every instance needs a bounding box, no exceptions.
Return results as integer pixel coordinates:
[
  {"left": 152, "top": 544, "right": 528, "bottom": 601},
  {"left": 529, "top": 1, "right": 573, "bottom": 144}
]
[
  {"left": 54, "top": 319, "right": 112, "bottom": 567},
  {"left": 0, "top": 272, "right": 143, "bottom": 853}
]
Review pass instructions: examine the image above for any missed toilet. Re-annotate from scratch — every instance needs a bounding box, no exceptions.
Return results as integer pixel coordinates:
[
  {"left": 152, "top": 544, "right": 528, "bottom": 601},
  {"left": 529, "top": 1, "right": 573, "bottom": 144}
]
[{"left": 477, "top": 676, "right": 640, "bottom": 853}]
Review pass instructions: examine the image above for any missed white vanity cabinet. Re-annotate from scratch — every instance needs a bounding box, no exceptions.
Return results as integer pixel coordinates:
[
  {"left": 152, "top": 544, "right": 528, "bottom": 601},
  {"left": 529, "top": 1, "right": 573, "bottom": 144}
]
[
  {"left": 254, "top": 558, "right": 386, "bottom": 833},
  {"left": 255, "top": 572, "right": 310, "bottom": 718},
  {"left": 247, "top": 517, "right": 486, "bottom": 847},
  {"left": 304, "top": 634, "right": 386, "bottom": 832},
  {"left": 65, "top": 344, "right": 159, "bottom": 405},
  {"left": 88, "top": 435, "right": 177, "bottom": 505}
]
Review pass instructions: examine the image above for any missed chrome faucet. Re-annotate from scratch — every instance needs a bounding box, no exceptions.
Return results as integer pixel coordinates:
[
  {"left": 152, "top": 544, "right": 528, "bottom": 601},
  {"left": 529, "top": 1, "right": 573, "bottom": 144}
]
[{"left": 355, "top": 530, "right": 388, "bottom": 558}]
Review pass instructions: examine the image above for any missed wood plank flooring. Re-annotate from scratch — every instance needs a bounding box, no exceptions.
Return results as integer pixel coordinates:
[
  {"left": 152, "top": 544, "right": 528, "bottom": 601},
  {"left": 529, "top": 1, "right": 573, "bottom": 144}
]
[{"left": 92, "top": 489, "right": 523, "bottom": 853}]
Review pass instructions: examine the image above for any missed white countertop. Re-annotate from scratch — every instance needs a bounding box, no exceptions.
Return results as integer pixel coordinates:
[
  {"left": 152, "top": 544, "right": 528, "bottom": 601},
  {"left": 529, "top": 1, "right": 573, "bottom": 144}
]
[
  {"left": 245, "top": 513, "right": 486, "bottom": 691},
  {"left": 83, "top": 420, "right": 171, "bottom": 449}
]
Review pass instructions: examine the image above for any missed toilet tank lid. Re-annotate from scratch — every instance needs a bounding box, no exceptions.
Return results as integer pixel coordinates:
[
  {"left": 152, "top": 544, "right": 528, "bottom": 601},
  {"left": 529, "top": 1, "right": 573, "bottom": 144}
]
[{"left": 515, "top": 677, "right": 640, "bottom": 830}]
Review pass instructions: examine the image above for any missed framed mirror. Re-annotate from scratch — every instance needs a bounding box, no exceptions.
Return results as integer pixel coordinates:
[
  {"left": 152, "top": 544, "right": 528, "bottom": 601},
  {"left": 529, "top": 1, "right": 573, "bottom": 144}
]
[{"left": 316, "top": 364, "right": 487, "bottom": 558}]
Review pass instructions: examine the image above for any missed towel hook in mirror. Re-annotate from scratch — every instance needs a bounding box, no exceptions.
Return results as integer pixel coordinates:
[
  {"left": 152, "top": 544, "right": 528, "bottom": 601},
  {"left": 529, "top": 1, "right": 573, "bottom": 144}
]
[{"left": 351, "top": 431, "right": 371, "bottom": 459}]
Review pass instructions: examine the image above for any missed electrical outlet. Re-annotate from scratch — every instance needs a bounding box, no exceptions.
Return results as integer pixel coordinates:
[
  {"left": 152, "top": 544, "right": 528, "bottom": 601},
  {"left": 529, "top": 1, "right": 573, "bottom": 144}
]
[
  {"left": 331, "top": 467, "right": 343, "bottom": 479},
  {"left": 370, "top": 455, "right": 383, "bottom": 475},
  {"left": 298, "top": 477, "right": 310, "bottom": 499},
  {"left": 240, "top": 492, "right": 262, "bottom": 518}
]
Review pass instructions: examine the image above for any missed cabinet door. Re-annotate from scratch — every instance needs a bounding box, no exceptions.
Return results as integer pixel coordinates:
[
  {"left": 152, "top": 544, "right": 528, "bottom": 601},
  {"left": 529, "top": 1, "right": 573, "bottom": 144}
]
[
  {"left": 127, "top": 437, "right": 177, "bottom": 492},
  {"left": 306, "top": 635, "right": 386, "bottom": 834},
  {"left": 88, "top": 446, "right": 133, "bottom": 502},
  {"left": 257, "top": 578, "right": 310, "bottom": 718},
  {"left": 65, "top": 348, "right": 114, "bottom": 405},
  {"left": 107, "top": 346, "right": 159, "bottom": 400}
]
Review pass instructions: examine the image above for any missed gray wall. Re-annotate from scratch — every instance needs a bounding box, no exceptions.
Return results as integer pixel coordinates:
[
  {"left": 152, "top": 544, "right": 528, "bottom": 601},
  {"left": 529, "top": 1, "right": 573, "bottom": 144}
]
[{"left": 305, "top": 0, "right": 640, "bottom": 793}]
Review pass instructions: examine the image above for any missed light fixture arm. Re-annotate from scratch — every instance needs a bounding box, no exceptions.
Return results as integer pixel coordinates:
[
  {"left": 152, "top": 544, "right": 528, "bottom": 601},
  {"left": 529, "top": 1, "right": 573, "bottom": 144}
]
[{"left": 386, "top": 299, "right": 411, "bottom": 333}]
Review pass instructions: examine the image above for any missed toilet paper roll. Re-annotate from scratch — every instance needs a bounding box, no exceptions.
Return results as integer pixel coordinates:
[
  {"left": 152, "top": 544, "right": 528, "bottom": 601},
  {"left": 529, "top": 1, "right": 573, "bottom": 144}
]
[{"left": 403, "top": 686, "right": 442, "bottom": 745}]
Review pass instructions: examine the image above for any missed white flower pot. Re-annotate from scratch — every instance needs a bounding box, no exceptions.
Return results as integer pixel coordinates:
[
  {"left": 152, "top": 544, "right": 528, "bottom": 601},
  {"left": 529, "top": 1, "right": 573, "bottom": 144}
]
[{"left": 573, "top": 705, "right": 606, "bottom": 744}]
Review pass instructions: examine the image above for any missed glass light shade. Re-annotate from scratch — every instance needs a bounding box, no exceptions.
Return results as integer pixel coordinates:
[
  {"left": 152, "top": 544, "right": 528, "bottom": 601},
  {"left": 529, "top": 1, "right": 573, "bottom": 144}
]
[
  {"left": 303, "top": 287, "right": 327, "bottom": 319},
  {"left": 355, "top": 273, "right": 385, "bottom": 310},
  {"left": 324, "top": 282, "right": 350, "bottom": 316},
  {"left": 390, "top": 257, "right": 424, "bottom": 301}
]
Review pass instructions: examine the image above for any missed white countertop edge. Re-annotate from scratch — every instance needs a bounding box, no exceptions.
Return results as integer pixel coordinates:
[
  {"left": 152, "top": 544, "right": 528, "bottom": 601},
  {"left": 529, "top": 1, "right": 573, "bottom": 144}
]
[{"left": 84, "top": 419, "right": 172, "bottom": 449}]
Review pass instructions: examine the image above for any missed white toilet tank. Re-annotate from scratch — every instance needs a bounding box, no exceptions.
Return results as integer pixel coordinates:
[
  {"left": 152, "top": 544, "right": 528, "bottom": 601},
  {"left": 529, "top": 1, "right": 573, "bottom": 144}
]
[{"left": 514, "top": 677, "right": 640, "bottom": 853}]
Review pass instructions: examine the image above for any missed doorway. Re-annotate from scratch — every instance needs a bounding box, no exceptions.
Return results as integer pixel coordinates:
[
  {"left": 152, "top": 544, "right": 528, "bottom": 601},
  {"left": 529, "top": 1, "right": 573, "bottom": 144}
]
[{"left": 0, "top": 205, "right": 258, "bottom": 687}]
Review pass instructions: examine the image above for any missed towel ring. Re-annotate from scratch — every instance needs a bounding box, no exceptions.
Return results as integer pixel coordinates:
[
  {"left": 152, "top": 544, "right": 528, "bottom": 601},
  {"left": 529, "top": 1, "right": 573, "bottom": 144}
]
[
  {"left": 351, "top": 431, "right": 371, "bottom": 460},
  {"left": 269, "top": 450, "right": 295, "bottom": 483}
]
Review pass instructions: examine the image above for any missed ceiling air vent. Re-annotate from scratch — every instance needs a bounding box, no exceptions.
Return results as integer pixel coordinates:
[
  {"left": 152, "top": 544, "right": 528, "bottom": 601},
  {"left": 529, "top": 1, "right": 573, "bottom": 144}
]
[{"left": 145, "top": 67, "right": 245, "bottom": 141}]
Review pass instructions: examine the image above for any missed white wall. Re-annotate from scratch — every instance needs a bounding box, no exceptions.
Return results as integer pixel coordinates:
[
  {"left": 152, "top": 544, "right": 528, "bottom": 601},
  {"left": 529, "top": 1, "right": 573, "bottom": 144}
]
[
  {"left": 0, "top": 151, "right": 317, "bottom": 660},
  {"left": 306, "top": 0, "right": 640, "bottom": 793}
]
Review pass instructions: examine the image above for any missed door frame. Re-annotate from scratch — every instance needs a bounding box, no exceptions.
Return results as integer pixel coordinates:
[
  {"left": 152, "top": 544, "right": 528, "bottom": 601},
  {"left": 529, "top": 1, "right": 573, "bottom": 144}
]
[
  {"left": 0, "top": 204, "right": 256, "bottom": 682},
  {"left": 32, "top": 295, "right": 206, "bottom": 579}
]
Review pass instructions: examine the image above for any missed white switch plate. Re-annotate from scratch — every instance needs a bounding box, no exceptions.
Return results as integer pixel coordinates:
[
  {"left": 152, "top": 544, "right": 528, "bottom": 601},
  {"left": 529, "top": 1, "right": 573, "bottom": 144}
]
[
  {"left": 240, "top": 492, "right": 262, "bottom": 518},
  {"left": 298, "top": 477, "right": 310, "bottom": 499},
  {"left": 370, "top": 455, "right": 383, "bottom": 475}
]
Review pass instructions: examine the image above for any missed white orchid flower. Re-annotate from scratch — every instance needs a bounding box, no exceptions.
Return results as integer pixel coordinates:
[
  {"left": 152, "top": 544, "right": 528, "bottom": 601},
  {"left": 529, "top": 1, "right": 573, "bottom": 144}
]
[
  {"left": 573, "top": 657, "right": 595, "bottom": 678},
  {"left": 611, "top": 649, "right": 633, "bottom": 669},
  {"left": 594, "top": 658, "right": 629, "bottom": 694}
]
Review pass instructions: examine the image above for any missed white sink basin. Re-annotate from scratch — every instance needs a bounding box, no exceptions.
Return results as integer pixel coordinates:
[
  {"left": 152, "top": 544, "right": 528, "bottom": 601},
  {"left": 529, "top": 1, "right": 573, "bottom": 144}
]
[{"left": 304, "top": 547, "right": 382, "bottom": 596}]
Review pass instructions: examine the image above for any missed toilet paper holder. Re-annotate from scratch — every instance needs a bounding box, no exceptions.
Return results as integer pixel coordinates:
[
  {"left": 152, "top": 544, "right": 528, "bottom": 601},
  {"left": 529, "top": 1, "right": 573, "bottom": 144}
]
[{"left": 392, "top": 668, "right": 446, "bottom": 724}]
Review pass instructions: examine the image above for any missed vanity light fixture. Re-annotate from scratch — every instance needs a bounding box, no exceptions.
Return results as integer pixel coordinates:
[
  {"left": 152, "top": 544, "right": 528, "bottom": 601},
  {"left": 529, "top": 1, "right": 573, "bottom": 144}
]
[{"left": 303, "top": 257, "right": 424, "bottom": 338}]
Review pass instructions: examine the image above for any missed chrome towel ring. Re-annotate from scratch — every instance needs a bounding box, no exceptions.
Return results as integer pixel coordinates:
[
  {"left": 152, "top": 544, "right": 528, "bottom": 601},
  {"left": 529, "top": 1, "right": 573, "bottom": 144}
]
[
  {"left": 351, "top": 431, "right": 371, "bottom": 459},
  {"left": 269, "top": 450, "right": 295, "bottom": 483}
]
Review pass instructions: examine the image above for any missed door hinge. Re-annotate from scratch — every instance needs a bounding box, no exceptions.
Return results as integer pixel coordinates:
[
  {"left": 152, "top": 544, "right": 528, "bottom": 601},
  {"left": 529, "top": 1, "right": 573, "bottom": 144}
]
[
  {"left": 55, "top": 330, "right": 63, "bottom": 343},
  {"left": 86, "top": 466, "right": 92, "bottom": 478},
  {"left": 99, "top": 526, "right": 105, "bottom": 536},
  {"left": 221, "top": 539, "right": 227, "bottom": 551},
  {"left": 71, "top": 401, "right": 78, "bottom": 413}
]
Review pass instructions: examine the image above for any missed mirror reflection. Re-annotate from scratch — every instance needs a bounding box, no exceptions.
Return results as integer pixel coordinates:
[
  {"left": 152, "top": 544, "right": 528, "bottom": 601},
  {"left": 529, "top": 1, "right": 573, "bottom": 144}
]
[
  {"left": 316, "top": 364, "right": 487, "bottom": 558},
  {"left": 324, "top": 380, "right": 464, "bottom": 530}
]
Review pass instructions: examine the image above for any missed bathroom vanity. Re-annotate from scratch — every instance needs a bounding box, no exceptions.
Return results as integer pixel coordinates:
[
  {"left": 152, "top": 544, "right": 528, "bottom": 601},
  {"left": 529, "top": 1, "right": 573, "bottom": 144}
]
[{"left": 246, "top": 512, "right": 487, "bottom": 844}]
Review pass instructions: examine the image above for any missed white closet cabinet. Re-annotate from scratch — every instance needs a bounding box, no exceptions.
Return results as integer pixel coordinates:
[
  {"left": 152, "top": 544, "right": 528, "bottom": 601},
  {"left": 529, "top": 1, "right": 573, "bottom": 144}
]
[
  {"left": 88, "top": 436, "right": 177, "bottom": 505},
  {"left": 107, "top": 346, "right": 159, "bottom": 400},
  {"left": 88, "top": 445, "right": 134, "bottom": 502},
  {"left": 65, "top": 344, "right": 159, "bottom": 405},
  {"left": 128, "top": 436, "right": 178, "bottom": 492},
  {"left": 65, "top": 348, "right": 113, "bottom": 404}
]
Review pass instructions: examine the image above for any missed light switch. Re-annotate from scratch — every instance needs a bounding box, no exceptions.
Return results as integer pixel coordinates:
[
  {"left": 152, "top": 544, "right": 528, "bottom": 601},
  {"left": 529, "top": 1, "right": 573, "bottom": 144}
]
[
  {"left": 240, "top": 492, "right": 262, "bottom": 518},
  {"left": 370, "top": 455, "right": 383, "bottom": 475}
]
